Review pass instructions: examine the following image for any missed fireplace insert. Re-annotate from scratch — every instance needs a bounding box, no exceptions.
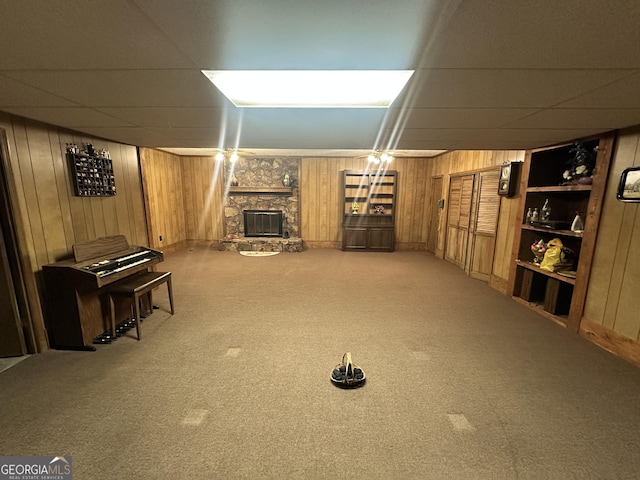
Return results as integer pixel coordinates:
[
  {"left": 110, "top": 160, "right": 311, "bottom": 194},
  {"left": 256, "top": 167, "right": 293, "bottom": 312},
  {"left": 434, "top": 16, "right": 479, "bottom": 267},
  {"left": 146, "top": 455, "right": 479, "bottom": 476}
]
[{"left": 243, "top": 210, "right": 283, "bottom": 237}]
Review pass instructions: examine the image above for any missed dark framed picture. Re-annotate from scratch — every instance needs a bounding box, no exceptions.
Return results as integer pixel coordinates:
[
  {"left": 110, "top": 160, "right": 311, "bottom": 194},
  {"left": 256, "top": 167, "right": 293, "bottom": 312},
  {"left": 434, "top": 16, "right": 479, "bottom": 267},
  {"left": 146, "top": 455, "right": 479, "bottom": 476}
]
[
  {"left": 498, "top": 162, "right": 521, "bottom": 197},
  {"left": 617, "top": 166, "right": 640, "bottom": 202}
]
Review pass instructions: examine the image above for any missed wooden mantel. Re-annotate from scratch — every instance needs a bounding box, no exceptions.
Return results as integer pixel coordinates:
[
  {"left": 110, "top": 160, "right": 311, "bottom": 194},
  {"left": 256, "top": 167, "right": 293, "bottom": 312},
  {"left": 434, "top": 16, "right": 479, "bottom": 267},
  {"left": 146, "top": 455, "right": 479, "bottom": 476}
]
[{"left": 228, "top": 187, "right": 293, "bottom": 195}]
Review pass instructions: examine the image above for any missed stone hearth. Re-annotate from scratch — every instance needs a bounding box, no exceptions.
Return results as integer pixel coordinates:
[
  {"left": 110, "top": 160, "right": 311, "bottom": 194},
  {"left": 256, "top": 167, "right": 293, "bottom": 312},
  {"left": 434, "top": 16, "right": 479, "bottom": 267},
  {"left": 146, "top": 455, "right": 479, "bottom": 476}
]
[{"left": 218, "top": 237, "right": 303, "bottom": 252}]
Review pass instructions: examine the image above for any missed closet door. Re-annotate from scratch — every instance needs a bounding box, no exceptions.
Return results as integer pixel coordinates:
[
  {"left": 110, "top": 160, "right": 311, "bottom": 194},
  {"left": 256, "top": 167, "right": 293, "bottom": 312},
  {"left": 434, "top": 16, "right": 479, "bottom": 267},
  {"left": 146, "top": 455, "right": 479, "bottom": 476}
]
[
  {"left": 468, "top": 169, "right": 500, "bottom": 281},
  {"left": 445, "top": 175, "right": 474, "bottom": 268}
]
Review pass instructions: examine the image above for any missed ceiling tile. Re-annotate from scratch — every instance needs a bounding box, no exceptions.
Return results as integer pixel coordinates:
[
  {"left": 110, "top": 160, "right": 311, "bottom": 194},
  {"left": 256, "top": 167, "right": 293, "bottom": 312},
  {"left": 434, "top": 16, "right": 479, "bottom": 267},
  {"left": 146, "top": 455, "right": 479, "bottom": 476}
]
[
  {"left": 0, "top": 0, "right": 192, "bottom": 69},
  {"left": 501, "top": 108, "right": 640, "bottom": 130},
  {"left": 406, "top": 69, "right": 634, "bottom": 108},
  {"left": 1, "top": 107, "right": 134, "bottom": 127},
  {"left": 134, "top": 0, "right": 437, "bottom": 69},
  {"left": 386, "top": 108, "right": 539, "bottom": 129},
  {"left": 556, "top": 72, "right": 640, "bottom": 108},
  {"left": 2, "top": 70, "right": 228, "bottom": 108},
  {"left": 423, "top": 1, "right": 640, "bottom": 69},
  {"left": 0, "top": 75, "right": 78, "bottom": 107},
  {"left": 94, "top": 107, "right": 232, "bottom": 128}
]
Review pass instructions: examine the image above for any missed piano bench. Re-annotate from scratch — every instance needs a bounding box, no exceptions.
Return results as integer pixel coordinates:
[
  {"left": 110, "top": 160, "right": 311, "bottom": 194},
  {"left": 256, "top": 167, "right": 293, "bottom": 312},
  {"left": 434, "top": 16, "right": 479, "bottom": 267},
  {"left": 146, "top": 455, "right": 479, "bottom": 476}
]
[{"left": 108, "top": 271, "right": 174, "bottom": 341}]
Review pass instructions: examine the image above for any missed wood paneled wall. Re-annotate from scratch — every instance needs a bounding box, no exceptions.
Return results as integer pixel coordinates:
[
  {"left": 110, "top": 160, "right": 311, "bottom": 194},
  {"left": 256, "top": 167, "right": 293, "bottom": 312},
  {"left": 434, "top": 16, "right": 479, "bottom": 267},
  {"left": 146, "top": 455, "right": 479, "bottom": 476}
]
[
  {"left": 426, "top": 149, "right": 525, "bottom": 291},
  {"left": 301, "top": 157, "right": 432, "bottom": 249},
  {"left": 140, "top": 148, "right": 224, "bottom": 250},
  {"left": 582, "top": 127, "right": 640, "bottom": 361},
  {"left": 140, "top": 148, "right": 186, "bottom": 250},
  {"left": 0, "top": 113, "right": 147, "bottom": 351}
]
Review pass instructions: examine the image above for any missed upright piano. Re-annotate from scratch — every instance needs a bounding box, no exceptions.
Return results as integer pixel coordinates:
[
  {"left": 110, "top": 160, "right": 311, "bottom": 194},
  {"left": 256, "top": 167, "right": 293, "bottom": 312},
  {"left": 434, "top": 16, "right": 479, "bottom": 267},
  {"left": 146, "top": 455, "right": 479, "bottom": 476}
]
[{"left": 42, "top": 235, "right": 163, "bottom": 350}]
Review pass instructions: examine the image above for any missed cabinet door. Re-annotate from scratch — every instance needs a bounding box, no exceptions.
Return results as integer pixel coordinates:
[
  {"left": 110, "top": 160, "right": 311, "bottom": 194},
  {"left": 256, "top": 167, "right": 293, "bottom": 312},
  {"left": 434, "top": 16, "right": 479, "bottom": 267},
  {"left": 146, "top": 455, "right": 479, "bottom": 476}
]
[
  {"left": 343, "top": 227, "right": 367, "bottom": 249},
  {"left": 368, "top": 228, "right": 394, "bottom": 251}
]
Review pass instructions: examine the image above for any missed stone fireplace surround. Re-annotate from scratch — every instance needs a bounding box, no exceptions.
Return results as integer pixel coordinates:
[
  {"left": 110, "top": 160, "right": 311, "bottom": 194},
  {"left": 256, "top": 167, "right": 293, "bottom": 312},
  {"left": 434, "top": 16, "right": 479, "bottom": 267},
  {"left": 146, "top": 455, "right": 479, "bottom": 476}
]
[{"left": 219, "top": 157, "right": 302, "bottom": 252}]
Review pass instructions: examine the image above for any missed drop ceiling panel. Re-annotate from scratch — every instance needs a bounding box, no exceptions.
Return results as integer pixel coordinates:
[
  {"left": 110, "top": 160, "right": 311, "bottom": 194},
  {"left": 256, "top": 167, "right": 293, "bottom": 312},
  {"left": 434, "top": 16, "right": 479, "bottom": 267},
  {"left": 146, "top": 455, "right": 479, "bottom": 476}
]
[
  {"left": 134, "top": 0, "right": 435, "bottom": 69},
  {"left": 502, "top": 108, "right": 640, "bottom": 130},
  {"left": 2, "top": 70, "right": 228, "bottom": 108},
  {"left": 556, "top": 73, "right": 640, "bottom": 108},
  {"left": 77, "top": 127, "right": 185, "bottom": 147},
  {"left": 0, "top": 108, "right": 133, "bottom": 128},
  {"left": 95, "top": 107, "right": 234, "bottom": 128},
  {"left": 407, "top": 69, "right": 635, "bottom": 108},
  {"left": 0, "top": 76, "right": 78, "bottom": 107},
  {"left": 0, "top": 0, "right": 192, "bottom": 69},
  {"left": 0, "top": 70, "right": 230, "bottom": 107},
  {"left": 391, "top": 128, "right": 605, "bottom": 145},
  {"left": 388, "top": 108, "right": 539, "bottom": 129},
  {"left": 424, "top": 1, "right": 640, "bottom": 69}
]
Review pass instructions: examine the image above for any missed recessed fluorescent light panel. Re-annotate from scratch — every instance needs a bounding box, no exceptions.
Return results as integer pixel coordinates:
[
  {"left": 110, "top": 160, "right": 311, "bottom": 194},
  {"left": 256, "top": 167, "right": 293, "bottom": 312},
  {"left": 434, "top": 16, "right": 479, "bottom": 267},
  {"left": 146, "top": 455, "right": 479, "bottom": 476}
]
[{"left": 202, "top": 70, "right": 414, "bottom": 108}]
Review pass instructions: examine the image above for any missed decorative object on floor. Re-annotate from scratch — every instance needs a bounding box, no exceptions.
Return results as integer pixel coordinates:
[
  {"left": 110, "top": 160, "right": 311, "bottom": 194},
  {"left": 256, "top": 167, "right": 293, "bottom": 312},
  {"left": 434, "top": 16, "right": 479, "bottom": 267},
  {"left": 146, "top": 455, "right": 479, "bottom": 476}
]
[
  {"left": 616, "top": 166, "right": 640, "bottom": 202},
  {"left": 351, "top": 202, "right": 360, "bottom": 214},
  {"left": 330, "top": 352, "right": 366, "bottom": 388},
  {"left": 563, "top": 141, "right": 596, "bottom": 184},
  {"left": 239, "top": 251, "right": 280, "bottom": 257},
  {"left": 374, "top": 204, "right": 385, "bottom": 214}
]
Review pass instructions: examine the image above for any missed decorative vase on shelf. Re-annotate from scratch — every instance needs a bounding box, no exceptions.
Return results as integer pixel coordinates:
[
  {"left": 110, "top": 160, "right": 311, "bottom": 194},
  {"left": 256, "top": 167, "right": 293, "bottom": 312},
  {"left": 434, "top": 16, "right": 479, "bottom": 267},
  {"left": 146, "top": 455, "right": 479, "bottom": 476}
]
[
  {"left": 531, "top": 239, "right": 547, "bottom": 264},
  {"left": 571, "top": 213, "right": 584, "bottom": 233},
  {"left": 577, "top": 176, "right": 593, "bottom": 185},
  {"left": 351, "top": 202, "right": 360, "bottom": 214}
]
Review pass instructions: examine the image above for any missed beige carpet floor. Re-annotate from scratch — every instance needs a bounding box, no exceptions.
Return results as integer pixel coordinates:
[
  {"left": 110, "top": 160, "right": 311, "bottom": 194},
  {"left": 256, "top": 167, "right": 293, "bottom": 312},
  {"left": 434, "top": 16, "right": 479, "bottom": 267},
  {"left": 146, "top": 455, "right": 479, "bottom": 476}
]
[{"left": 1, "top": 248, "right": 640, "bottom": 479}]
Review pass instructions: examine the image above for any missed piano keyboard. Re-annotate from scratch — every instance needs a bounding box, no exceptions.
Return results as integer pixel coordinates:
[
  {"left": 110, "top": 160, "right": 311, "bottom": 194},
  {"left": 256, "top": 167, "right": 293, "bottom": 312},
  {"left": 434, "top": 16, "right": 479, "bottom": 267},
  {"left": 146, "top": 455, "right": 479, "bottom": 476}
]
[{"left": 96, "top": 257, "right": 153, "bottom": 277}]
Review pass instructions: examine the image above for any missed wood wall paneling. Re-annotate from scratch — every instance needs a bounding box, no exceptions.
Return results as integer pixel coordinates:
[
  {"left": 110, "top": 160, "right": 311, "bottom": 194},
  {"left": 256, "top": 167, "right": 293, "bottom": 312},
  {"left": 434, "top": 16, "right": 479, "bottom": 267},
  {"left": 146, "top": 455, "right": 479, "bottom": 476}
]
[
  {"left": 0, "top": 113, "right": 148, "bottom": 352},
  {"left": 583, "top": 128, "right": 640, "bottom": 342}
]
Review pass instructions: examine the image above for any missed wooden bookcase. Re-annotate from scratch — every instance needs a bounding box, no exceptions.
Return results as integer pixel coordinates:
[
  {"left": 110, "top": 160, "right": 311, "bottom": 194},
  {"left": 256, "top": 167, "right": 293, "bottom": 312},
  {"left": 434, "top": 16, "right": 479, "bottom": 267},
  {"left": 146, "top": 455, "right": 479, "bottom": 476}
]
[
  {"left": 341, "top": 170, "right": 397, "bottom": 251},
  {"left": 507, "top": 133, "right": 615, "bottom": 332}
]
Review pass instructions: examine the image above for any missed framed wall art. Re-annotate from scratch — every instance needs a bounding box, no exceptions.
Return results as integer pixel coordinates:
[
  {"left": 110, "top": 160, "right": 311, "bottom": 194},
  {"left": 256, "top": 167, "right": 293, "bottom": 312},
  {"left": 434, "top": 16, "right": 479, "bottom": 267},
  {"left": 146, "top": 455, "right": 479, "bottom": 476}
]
[{"left": 616, "top": 166, "right": 640, "bottom": 202}]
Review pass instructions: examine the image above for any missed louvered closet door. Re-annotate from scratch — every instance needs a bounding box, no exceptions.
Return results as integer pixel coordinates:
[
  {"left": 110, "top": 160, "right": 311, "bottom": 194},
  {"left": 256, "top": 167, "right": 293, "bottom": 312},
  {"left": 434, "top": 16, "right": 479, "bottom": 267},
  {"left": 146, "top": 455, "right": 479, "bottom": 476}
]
[
  {"left": 445, "top": 175, "right": 473, "bottom": 268},
  {"left": 468, "top": 169, "right": 500, "bottom": 281}
]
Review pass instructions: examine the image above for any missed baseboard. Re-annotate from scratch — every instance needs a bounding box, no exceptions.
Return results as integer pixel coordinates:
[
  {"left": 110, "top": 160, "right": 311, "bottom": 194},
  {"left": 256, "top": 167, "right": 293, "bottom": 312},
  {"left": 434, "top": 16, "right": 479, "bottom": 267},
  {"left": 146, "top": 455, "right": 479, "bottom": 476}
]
[
  {"left": 304, "top": 241, "right": 340, "bottom": 249},
  {"left": 580, "top": 318, "right": 640, "bottom": 367},
  {"left": 489, "top": 274, "right": 508, "bottom": 294},
  {"left": 157, "top": 240, "right": 188, "bottom": 253},
  {"left": 395, "top": 243, "right": 427, "bottom": 251}
]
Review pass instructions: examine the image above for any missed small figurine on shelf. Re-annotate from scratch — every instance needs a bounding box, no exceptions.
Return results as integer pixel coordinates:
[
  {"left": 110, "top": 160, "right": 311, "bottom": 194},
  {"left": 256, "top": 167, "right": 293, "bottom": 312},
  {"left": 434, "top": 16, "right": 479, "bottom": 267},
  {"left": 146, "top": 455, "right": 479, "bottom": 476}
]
[
  {"left": 351, "top": 202, "right": 360, "bottom": 214},
  {"left": 282, "top": 174, "right": 291, "bottom": 187},
  {"left": 563, "top": 142, "right": 597, "bottom": 185},
  {"left": 525, "top": 208, "right": 533, "bottom": 224},
  {"left": 540, "top": 199, "right": 551, "bottom": 223},
  {"left": 531, "top": 208, "right": 539, "bottom": 223},
  {"left": 231, "top": 173, "right": 239, "bottom": 186},
  {"left": 374, "top": 204, "right": 385, "bottom": 214}
]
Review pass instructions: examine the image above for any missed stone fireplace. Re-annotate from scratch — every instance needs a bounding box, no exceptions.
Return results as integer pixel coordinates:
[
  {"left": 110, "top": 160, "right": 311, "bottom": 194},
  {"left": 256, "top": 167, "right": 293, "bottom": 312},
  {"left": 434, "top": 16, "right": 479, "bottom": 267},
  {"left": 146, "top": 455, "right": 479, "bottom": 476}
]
[{"left": 219, "top": 157, "right": 302, "bottom": 252}]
